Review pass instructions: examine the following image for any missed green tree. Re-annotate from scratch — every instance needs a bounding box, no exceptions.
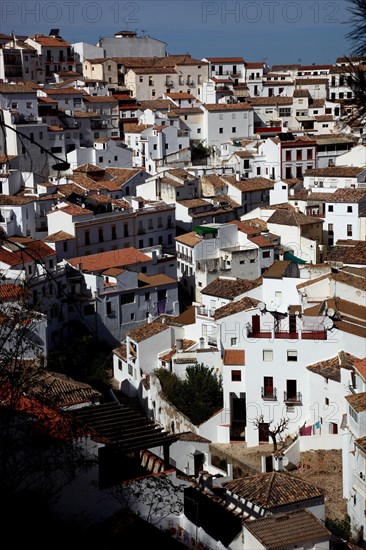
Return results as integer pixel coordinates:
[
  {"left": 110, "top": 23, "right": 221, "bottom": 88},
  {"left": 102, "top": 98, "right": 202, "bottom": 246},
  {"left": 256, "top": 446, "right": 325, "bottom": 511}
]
[
  {"left": 156, "top": 364, "right": 223, "bottom": 425},
  {"left": 47, "top": 327, "right": 111, "bottom": 391}
]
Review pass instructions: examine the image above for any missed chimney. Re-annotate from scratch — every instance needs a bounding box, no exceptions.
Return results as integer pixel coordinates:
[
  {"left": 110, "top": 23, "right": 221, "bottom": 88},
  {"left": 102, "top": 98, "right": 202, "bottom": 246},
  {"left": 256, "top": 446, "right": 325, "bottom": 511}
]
[{"left": 199, "top": 337, "right": 205, "bottom": 349}]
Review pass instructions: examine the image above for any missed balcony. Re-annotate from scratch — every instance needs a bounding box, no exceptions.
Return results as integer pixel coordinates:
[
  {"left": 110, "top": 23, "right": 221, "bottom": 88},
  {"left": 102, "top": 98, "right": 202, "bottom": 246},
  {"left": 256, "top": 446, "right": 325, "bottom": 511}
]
[
  {"left": 196, "top": 307, "right": 215, "bottom": 318},
  {"left": 353, "top": 471, "right": 366, "bottom": 497},
  {"left": 284, "top": 391, "right": 302, "bottom": 404},
  {"left": 261, "top": 387, "right": 277, "bottom": 400}
]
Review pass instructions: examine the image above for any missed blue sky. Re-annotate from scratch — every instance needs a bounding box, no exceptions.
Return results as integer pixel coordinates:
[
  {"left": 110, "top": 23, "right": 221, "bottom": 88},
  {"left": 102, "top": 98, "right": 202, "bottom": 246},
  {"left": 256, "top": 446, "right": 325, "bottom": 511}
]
[{"left": 2, "top": 0, "right": 356, "bottom": 66}]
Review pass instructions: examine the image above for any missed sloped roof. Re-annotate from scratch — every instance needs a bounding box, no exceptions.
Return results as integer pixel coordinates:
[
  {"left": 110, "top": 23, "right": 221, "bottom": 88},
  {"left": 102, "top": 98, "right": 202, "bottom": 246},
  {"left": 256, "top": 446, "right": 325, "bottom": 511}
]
[
  {"left": 244, "top": 509, "right": 331, "bottom": 548},
  {"left": 202, "top": 277, "right": 262, "bottom": 299},
  {"left": 68, "top": 248, "right": 151, "bottom": 272},
  {"left": 306, "top": 351, "right": 358, "bottom": 382},
  {"left": 35, "top": 372, "right": 101, "bottom": 407},
  {"left": 70, "top": 400, "right": 178, "bottom": 453},
  {"left": 214, "top": 297, "right": 260, "bottom": 320},
  {"left": 267, "top": 209, "right": 322, "bottom": 226},
  {"left": 224, "top": 471, "right": 324, "bottom": 509},
  {"left": 346, "top": 392, "right": 366, "bottom": 413},
  {"left": 223, "top": 350, "right": 245, "bottom": 365}
]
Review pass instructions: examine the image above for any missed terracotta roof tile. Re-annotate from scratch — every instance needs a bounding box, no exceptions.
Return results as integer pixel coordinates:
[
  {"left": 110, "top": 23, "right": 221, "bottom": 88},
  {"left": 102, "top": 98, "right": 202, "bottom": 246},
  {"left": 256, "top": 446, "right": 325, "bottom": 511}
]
[
  {"left": 305, "top": 165, "right": 365, "bottom": 177},
  {"left": 228, "top": 177, "right": 274, "bottom": 192},
  {"left": 346, "top": 392, "right": 366, "bottom": 413},
  {"left": 43, "top": 231, "right": 75, "bottom": 242},
  {"left": 29, "top": 35, "right": 70, "bottom": 47},
  {"left": 267, "top": 208, "right": 322, "bottom": 226},
  {"left": 225, "top": 471, "right": 324, "bottom": 508},
  {"left": 175, "top": 231, "right": 202, "bottom": 247},
  {"left": 223, "top": 350, "right": 245, "bottom": 365},
  {"left": 127, "top": 319, "right": 171, "bottom": 343},
  {"left": 354, "top": 359, "right": 366, "bottom": 381},
  {"left": 202, "top": 277, "right": 262, "bottom": 299},
  {"left": 325, "top": 242, "right": 366, "bottom": 265},
  {"left": 249, "top": 235, "right": 274, "bottom": 248},
  {"left": 205, "top": 57, "right": 245, "bottom": 63},
  {"left": 306, "top": 351, "right": 358, "bottom": 382},
  {"left": 203, "top": 103, "right": 252, "bottom": 111},
  {"left": 244, "top": 509, "right": 330, "bottom": 548},
  {"left": 68, "top": 248, "right": 151, "bottom": 273},
  {"left": 214, "top": 297, "right": 260, "bottom": 320}
]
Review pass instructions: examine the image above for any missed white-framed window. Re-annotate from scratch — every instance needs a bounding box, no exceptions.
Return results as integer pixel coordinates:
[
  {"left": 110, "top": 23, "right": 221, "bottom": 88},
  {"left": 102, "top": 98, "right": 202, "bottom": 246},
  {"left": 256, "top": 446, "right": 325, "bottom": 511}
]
[
  {"left": 287, "top": 350, "right": 298, "bottom": 362},
  {"left": 263, "top": 349, "right": 273, "bottom": 362}
]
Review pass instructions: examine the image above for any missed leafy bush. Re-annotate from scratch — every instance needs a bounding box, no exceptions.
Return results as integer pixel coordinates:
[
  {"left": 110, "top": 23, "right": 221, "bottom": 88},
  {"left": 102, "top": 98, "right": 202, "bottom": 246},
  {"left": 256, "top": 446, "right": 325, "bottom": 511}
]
[
  {"left": 325, "top": 514, "right": 351, "bottom": 540},
  {"left": 156, "top": 364, "right": 223, "bottom": 425}
]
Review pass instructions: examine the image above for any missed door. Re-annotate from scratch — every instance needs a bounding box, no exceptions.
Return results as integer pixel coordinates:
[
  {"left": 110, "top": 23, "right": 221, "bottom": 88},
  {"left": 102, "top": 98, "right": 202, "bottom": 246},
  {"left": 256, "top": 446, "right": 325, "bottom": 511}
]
[
  {"left": 252, "top": 314, "right": 260, "bottom": 335},
  {"left": 286, "top": 379, "right": 297, "bottom": 400},
  {"left": 264, "top": 377, "right": 274, "bottom": 398}
]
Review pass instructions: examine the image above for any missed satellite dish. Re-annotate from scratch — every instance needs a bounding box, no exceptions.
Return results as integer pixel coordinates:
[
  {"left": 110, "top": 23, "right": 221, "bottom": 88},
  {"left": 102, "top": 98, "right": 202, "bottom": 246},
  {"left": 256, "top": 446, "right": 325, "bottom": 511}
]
[
  {"left": 258, "top": 302, "right": 266, "bottom": 312},
  {"left": 267, "top": 301, "right": 278, "bottom": 312},
  {"left": 324, "top": 317, "right": 334, "bottom": 330},
  {"left": 326, "top": 308, "right": 335, "bottom": 318}
]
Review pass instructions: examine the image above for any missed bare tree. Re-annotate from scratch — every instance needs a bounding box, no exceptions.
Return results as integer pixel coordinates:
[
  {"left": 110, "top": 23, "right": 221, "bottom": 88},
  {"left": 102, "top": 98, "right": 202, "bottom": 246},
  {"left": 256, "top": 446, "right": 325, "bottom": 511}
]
[
  {"left": 253, "top": 415, "right": 289, "bottom": 453},
  {"left": 106, "top": 472, "right": 187, "bottom": 527}
]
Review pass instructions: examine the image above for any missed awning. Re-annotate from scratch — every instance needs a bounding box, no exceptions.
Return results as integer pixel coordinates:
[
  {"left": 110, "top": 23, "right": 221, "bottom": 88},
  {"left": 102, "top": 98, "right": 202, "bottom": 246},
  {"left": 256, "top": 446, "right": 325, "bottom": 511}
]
[{"left": 284, "top": 251, "right": 307, "bottom": 264}]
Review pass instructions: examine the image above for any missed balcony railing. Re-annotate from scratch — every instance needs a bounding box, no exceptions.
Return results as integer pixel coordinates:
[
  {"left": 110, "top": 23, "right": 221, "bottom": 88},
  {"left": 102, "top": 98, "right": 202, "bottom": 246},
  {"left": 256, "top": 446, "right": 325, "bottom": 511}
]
[
  {"left": 261, "top": 387, "right": 277, "bottom": 400},
  {"left": 196, "top": 307, "right": 215, "bottom": 318},
  {"left": 284, "top": 391, "right": 302, "bottom": 404}
]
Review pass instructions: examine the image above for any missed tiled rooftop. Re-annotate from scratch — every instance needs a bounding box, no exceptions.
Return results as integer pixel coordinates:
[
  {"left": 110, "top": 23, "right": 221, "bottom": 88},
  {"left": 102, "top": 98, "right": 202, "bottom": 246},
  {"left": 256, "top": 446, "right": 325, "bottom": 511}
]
[
  {"left": 306, "top": 351, "right": 358, "bottom": 382},
  {"left": 127, "top": 320, "right": 171, "bottom": 343},
  {"left": 175, "top": 231, "right": 202, "bottom": 247},
  {"left": 305, "top": 165, "right": 365, "bottom": 177},
  {"left": 346, "top": 392, "right": 366, "bottom": 413},
  {"left": 223, "top": 350, "right": 245, "bottom": 365},
  {"left": 202, "top": 277, "right": 262, "bottom": 299},
  {"left": 214, "top": 297, "right": 260, "bottom": 320},
  {"left": 243, "top": 509, "right": 331, "bottom": 548},
  {"left": 224, "top": 471, "right": 324, "bottom": 508},
  {"left": 68, "top": 248, "right": 151, "bottom": 272}
]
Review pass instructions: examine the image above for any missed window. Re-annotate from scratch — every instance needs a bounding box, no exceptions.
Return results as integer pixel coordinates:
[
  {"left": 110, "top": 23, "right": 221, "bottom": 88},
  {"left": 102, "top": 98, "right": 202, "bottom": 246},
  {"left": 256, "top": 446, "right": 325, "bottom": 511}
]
[
  {"left": 328, "top": 205, "right": 334, "bottom": 212},
  {"left": 287, "top": 350, "right": 297, "bottom": 362},
  {"left": 98, "top": 228, "right": 104, "bottom": 242},
  {"left": 263, "top": 350, "right": 273, "bottom": 362},
  {"left": 263, "top": 376, "right": 274, "bottom": 398},
  {"left": 307, "top": 149, "right": 313, "bottom": 160},
  {"left": 347, "top": 224, "right": 352, "bottom": 237},
  {"left": 231, "top": 370, "right": 241, "bottom": 382},
  {"left": 106, "top": 301, "right": 112, "bottom": 315},
  {"left": 328, "top": 223, "right": 334, "bottom": 234},
  {"left": 231, "top": 337, "right": 237, "bottom": 346},
  {"left": 232, "top": 127, "right": 236, "bottom": 133},
  {"left": 219, "top": 128, "right": 223, "bottom": 134},
  {"left": 111, "top": 226, "right": 117, "bottom": 240},
  {"left": 325, "top": 397, "right": 329, "bottom": 406},
  {"left": 285, "top": 150, "right": 291, "bottom": 161},
  {"left": 256, "top": 167, "right": 261, "bottom": 176},
  {"left": 349, "top": 405, "right": 358, "bottom": 423},
  {"left": 145, "top": 292, "right": 150, "bottom": 301},
  {"left": 262, "top": 251, "right": 270, "bottom": 258},
  {"left": 296, "top": 150, "right": 302, "bottom": 161},
  {"left": 121, "top": 293, "right": 135, "bottom": 305},
  {"left": 347, "top": 205, "right": 353, "bottom": 213},
  {"left": 84, "top": 231, "right": 90, "bottom": 245},
  {"left": 118, "top": 360, "right": 122, "bottom": 371}
]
